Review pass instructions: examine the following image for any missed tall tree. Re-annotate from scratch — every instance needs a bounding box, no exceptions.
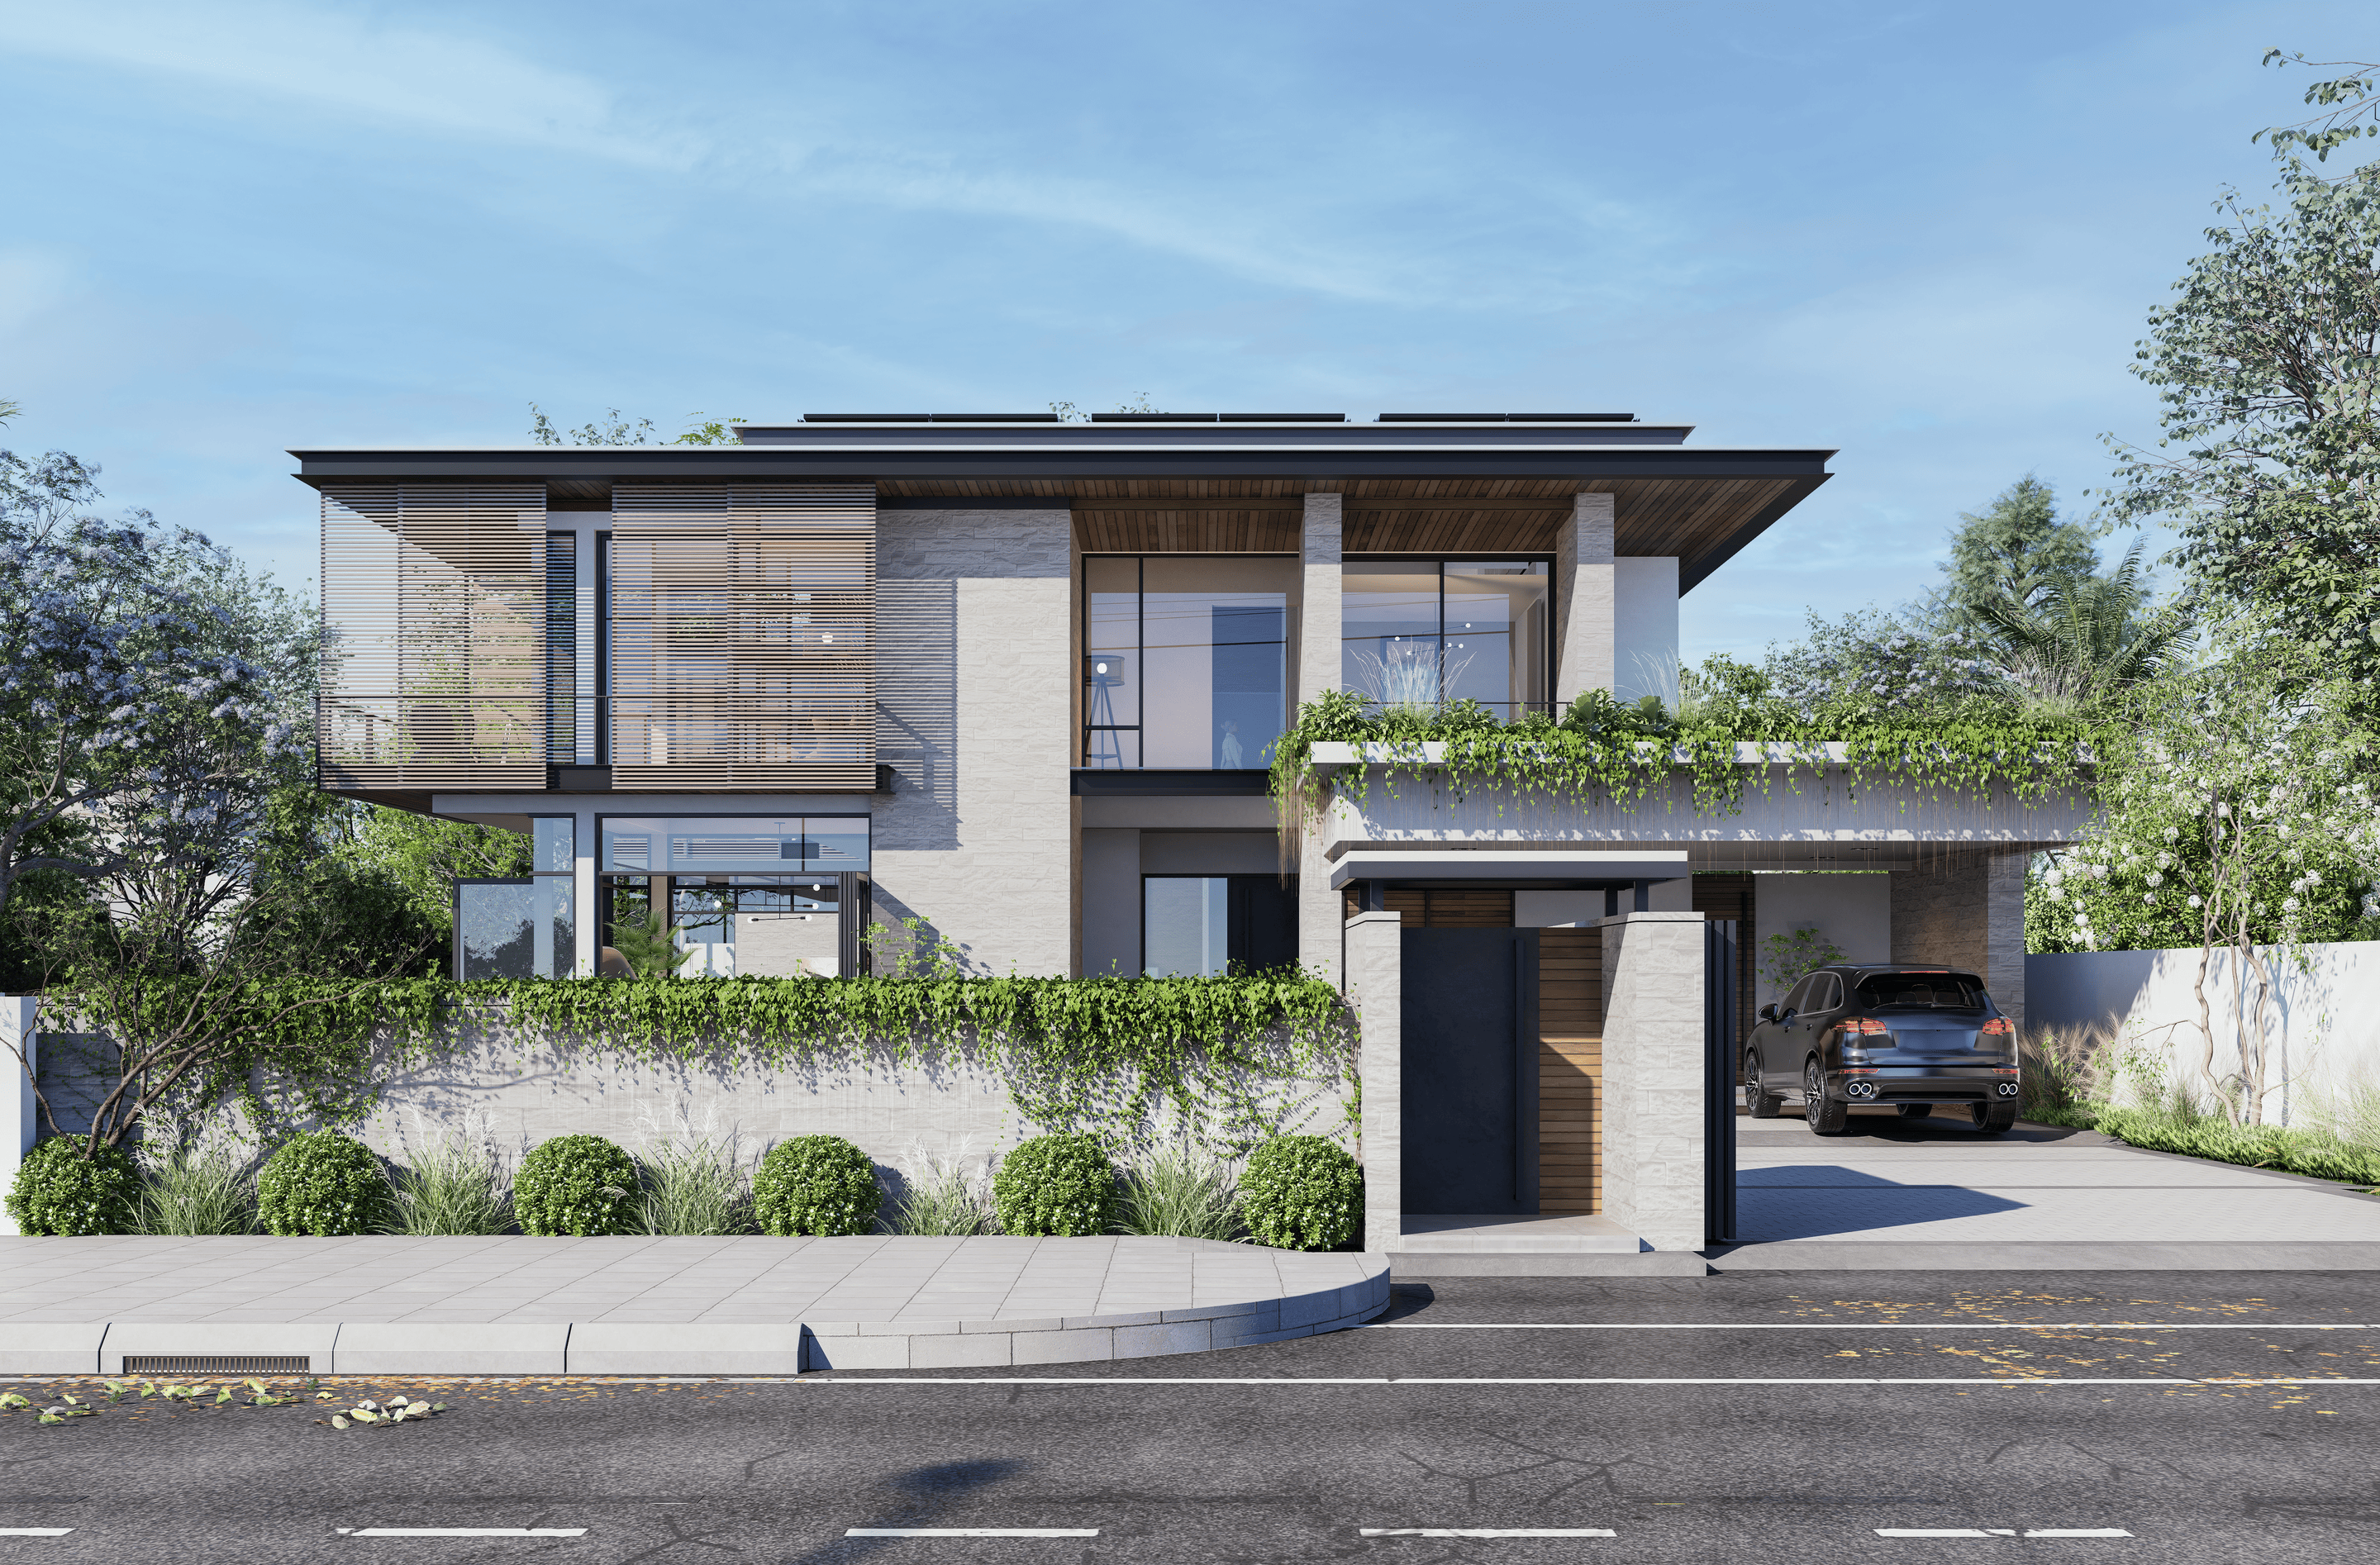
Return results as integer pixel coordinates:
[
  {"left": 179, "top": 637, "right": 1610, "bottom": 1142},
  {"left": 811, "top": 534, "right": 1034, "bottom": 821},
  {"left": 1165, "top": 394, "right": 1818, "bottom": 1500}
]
[
  {"left": 1934, "top": 476, "right": 2100, "bottom": 626},
  {"left": 2101, "top": 145, "right": 2380, "bottom": 684}
]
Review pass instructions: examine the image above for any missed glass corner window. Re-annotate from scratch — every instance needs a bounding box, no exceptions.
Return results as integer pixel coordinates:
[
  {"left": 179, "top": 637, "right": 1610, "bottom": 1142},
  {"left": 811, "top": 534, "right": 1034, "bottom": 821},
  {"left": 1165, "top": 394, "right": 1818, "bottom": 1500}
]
[
  {"left": 1082, "top": 555, "right": 1298, "bottom": 769},
  {"left": 1342, "top": 559, "right": 1549, "bottom": 721}
]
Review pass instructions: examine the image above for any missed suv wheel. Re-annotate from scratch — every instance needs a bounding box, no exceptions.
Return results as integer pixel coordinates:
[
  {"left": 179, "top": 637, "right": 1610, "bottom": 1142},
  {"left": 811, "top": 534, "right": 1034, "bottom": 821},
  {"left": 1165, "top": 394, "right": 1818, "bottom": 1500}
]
[
  {"left": 1805, "top": 1059, "right": 1850, "bottom": 1136},
  {"left": 1972, "top": 1102, "right": 2019, "bottom": 1135},
  {"left": 1745, "top": 1051, "right": 1783, "bottom": 1118}
]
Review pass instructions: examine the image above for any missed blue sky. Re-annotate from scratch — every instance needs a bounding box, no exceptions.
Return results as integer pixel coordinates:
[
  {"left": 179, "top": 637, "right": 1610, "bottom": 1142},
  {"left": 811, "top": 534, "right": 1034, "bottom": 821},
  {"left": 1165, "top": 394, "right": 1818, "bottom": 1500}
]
[{"left": 2, "top": 1, "right": 2368, "bottom": 659}]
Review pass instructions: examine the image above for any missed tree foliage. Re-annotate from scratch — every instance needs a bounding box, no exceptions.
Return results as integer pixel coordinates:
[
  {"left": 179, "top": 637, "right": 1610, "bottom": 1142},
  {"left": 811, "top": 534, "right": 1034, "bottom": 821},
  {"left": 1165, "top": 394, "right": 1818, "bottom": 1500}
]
[
  {"left": 1932, "top": 475, "right": 2101, "bottom": 626},
  {"left": 2101, "top": 148, "right": 2380, "bottom": 685}
]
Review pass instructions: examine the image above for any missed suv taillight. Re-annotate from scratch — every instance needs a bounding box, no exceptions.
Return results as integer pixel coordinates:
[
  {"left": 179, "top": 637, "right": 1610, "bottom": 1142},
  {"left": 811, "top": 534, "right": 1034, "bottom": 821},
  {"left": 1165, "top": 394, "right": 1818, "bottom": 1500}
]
[
  {"left": 1843, "top": 1017, "right": 1888, "bottom": 1035},
  {"left": 1980, "top": 1019, "right": 2014, "bottom": 1039}
]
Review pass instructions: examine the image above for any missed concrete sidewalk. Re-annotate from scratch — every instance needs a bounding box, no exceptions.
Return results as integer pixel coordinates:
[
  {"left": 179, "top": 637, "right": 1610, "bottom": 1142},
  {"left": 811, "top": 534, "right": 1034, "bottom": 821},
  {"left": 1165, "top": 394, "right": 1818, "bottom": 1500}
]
[
  {"left": 1716, "top": 1113, "right": 2380, "bottom": 1269},
  {"left": 0, "top": 1234, "right": 1390, "bottom": 1374}
]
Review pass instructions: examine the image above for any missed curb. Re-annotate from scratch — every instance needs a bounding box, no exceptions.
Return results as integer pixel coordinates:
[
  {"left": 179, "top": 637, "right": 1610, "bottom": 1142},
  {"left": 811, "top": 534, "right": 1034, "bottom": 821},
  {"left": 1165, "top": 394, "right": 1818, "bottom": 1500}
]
[{"left": 2, "top": 1261, "right": 1393, "bottom": 1377}]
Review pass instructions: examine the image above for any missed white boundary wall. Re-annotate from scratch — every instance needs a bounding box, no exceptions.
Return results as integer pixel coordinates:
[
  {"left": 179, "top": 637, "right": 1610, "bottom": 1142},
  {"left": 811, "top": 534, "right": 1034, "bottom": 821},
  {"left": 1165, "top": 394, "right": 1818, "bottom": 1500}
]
[
  {"left": 2026, "top": 939, "right": 2380, "bottom": 1126},
  {"left": 2, "top": 998, "right": 34, "bottom": 1234}
]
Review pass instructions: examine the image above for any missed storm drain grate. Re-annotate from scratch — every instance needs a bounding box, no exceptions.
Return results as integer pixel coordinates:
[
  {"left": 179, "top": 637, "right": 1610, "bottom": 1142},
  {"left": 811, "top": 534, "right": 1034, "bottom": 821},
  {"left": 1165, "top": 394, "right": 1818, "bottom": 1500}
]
[{"left": 120, "top": 1356, "right": 311, "bottom": 1377}]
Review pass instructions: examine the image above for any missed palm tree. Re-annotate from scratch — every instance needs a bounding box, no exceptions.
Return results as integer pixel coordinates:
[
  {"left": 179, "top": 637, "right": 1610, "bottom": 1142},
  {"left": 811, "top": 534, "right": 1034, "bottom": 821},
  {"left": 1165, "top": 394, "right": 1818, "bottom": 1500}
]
[{"left": 1974, "top": 543, "right": 2191, "bottom": 715}]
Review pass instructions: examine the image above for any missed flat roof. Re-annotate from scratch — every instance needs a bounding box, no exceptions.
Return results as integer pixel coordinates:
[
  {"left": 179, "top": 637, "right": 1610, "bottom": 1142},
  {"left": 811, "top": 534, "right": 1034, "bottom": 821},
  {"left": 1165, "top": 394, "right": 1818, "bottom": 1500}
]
[{"left": 288, "top": 421, "right": 1835, "bottom": 591}]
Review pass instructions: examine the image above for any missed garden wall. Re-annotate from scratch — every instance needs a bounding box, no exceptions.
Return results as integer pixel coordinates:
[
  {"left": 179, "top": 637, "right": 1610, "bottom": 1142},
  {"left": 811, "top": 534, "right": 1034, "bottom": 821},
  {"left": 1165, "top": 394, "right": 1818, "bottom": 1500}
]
[
  {"left": 2026, "top": 939, "right": 2380, "bottom": 1126},
  {"left": 26, "top": 1006, "right": 1352, "bottom": 1191}
]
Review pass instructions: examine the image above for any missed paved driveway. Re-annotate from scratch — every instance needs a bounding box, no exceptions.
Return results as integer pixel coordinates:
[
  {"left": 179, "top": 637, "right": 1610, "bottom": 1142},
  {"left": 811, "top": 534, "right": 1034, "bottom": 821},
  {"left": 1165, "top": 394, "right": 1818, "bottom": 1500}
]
[{"left": 1722, "top": 1111, "right": 2380, "bottom": 1268}]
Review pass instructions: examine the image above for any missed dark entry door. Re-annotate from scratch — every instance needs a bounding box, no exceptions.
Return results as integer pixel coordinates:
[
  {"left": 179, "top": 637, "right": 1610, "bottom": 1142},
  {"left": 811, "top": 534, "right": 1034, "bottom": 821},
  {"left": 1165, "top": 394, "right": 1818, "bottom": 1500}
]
[{"left": 1401, "top": 928, "right": 1540, "bottom": 1215}]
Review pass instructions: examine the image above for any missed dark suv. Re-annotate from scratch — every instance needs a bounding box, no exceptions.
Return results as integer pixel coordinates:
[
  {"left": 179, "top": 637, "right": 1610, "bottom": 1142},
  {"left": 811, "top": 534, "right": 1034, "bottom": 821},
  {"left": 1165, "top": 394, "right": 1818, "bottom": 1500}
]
[{"left": 1745, "top": 964, "right": 2021, "bottom": 1135}]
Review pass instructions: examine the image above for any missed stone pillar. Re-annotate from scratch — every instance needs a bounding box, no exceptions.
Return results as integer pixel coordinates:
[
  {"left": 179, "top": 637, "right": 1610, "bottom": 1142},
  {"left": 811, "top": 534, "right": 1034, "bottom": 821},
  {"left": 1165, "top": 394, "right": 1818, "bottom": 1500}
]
[
  {"left": 1298, "top": 494, "right": 1346, "bottom": 986},
  {"left": 1598, "top": 911, "right": 1706, "bottom": 1251},
  {"left": 2, "top": 997, "right": 36, "bottom": 1235},
  {"left": 1554, "top": 492, "right": 1616, "bottom": 705},
  {"left": 1890, "top": 850, "right": 2029, "bottom": 1033},
  {"left": 1345, "top": 910, "right": 1403, "bottom": 1253}
]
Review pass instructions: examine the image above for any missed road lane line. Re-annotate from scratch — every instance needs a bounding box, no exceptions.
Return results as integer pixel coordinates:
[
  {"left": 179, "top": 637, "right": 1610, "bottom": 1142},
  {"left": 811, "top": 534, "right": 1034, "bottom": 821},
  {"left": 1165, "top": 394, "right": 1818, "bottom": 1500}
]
[
  {"left": 845, "top": 1529, "right": 1097, "bottom": 1538},
  {"left": 1365, "top": 1322, "right": 2377, "bottom": 1330},
  {"left": 1361, "top": 1528, "right": 1617, "bottom": 1538},
  {"left": 341, "top": 1529, "right": 588, "bottom": 1538},
  {"left": 2025, "top": 1531, "right": 2133, "bottom": 1538},
  {"left": 1878, "top": 1529, "right": 1997, "bottom": 1537},
  {"left": 0, "top": 1530, "right": 74, "bottom": 1538},
  {"left": 1873, "top": 1529, "right": 2133, "bottom": 1539}
]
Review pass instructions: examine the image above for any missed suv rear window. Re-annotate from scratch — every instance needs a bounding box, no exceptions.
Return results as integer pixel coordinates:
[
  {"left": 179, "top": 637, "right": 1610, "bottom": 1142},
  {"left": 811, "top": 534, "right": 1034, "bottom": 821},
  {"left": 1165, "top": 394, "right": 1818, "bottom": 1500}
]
[{"left": 1857, "top": 973, "right": 1986, "bottom": 1011}]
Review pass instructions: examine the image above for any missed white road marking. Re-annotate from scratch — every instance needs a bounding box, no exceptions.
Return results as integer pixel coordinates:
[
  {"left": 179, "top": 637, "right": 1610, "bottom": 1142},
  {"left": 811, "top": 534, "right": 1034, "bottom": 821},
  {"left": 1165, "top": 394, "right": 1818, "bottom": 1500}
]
[
  {"left": 340, "top": 1529, "right": 588, "bottom": 1538},
  {"left": 1874, "top": 1529, "right": 2133, "bottom": 1539},
  {"left": 845, "top": 1529, "right": 1098, "bottom": 1538},
  {"left": 0, "top": 1530, "right": 74, "bottom": 1538},
  {"left": 1365, "top": 1322, "right": 2376, "bottom": 1330},
  {"left": 1361, "top": 1528, "right": 1617, "bottom": 1537}
]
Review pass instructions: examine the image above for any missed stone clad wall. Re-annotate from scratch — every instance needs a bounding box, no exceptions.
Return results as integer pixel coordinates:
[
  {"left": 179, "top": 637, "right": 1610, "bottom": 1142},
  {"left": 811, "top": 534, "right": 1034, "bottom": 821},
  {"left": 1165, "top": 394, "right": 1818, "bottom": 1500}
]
[
  {"left": 1597, "top": 911, "right": 1706, "bottom": 1251},
  {"left": 1892, "top": 851, "right": 2028, "bottom": 1031},
  {"left": 872, "top": 509, "right": 1074, "bottom": 977}
]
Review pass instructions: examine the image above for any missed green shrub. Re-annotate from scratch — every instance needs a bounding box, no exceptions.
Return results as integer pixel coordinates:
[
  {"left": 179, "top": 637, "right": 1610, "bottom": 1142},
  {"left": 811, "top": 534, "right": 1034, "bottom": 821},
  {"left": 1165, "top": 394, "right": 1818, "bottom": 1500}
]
[
  {"left": 754, "top": 1135, "right": 880, "bottom": 1236},
  {"left": 992, "top": 1134, "right": 1116, "bottom": 1237},
  {"left": 256, "top": 1132, "right": 387, "bottom": 1237},
  {"left": 1237, "top": 1135, "right": 1363, "bottom": 1251},
  {"left": 6, "top": 1137, "right": 139, "bottom": 1235},
  {"left": 513, "top": 1135, "right": 641, "bottom": 1236}
]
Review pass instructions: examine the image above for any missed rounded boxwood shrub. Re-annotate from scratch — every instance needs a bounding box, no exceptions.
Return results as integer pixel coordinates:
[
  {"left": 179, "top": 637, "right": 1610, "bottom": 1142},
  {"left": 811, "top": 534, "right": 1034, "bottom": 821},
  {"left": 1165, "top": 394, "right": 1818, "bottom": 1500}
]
[
  {"left": 5, "top": 1136, "right": 139, "bottom": 1236},
  {"left": 256, "top": 1131, "right": 387, "bottom": 1237},
  {"left": 992, "top": 1134, "right": 1116, "bottom": 1237},
  {"left": 754, "top": 1135, "right": 881, "bottom": 1236},
  {"left": 1237, "top": 1135, "right": 1363, "bottom": 1251},
  {"left": 513, "top": 1134, "right": 641, "bottom": 1236}
]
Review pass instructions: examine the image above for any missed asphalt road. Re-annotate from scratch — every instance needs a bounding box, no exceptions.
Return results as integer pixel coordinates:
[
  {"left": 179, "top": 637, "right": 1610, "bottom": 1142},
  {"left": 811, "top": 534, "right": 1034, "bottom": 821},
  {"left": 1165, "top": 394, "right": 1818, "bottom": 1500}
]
[{"left": 6, "top": 1272, "right": 2379, "bottom": 1563}]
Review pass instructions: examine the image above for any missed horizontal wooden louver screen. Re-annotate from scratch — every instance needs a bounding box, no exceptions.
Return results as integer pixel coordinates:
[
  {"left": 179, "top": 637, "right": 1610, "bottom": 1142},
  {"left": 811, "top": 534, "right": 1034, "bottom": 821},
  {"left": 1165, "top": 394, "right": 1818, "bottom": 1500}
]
[
  {"left": 607, "top": 484, "right": 876, "bottom": 791},
  {"left": 318, "top": 484, "right": 549, "bottom": 792}
]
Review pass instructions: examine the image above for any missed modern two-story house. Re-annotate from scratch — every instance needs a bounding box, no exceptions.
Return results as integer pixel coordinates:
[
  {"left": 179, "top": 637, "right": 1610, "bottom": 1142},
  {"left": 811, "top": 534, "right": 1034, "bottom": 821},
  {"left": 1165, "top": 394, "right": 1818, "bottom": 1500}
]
[{"left": 296, "top": 414, "right": 2076, "bottom": 1264}]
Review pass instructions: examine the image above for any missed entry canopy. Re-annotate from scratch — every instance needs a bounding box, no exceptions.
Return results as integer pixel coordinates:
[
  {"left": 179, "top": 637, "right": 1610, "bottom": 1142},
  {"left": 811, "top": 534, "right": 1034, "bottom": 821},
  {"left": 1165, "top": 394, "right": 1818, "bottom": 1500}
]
[{"left": 1326, "top": 849, "right": 1691, "bottom": 891}]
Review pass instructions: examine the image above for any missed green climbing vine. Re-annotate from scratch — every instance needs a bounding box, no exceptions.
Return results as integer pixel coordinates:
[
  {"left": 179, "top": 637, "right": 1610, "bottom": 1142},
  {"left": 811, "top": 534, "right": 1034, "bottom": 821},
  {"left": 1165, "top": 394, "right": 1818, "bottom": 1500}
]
[
  {"left": 46, "top": 969, "right": 1357, "bottom": 1158},
  {"left": 1269, "top": 687, "right": 2101, "bottom": 840}
]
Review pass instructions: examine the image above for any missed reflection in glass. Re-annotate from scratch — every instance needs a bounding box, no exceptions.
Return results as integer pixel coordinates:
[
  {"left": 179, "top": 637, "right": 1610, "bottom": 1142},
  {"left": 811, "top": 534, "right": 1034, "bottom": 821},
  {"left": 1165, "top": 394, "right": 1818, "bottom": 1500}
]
[
  {"left": 532, "top": 817, "right": 575, "bottom": 873},
  {"left": 1083, "top": 558, "right": 1140, "bottom": 768},
  {"left": 1145, "top": 877, "right": 1229, "bottom": 977},
  {"left": 1341, "top": 560, "right": 1548, "bottom": 721},
  {"left": 1080, "top": 557, "right": 1297, "bottom": 769},
  {"left": 458, "top": 879, "right": 575, "bottom": 979},
  {"left": 599, "top": 816, "right": 869, "bottom": 874}
]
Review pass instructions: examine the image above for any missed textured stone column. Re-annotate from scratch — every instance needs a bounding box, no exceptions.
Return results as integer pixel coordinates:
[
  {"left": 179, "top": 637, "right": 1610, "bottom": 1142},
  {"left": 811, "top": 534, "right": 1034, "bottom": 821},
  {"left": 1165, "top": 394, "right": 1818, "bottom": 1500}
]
[
  {"left": 1345, "top": 911, "right": 1403, "bottom": 1253},
  {"left": 1555, "top": 492, "right": 1616, "bottom": 705},
  {"left": 1598, "top": 911, "right": 1706, "bottom": 1251},
  {"left": 1297, "top": 494, "right": 1346, "bottom": 985},
  {"left": 1890, "top": 850, "right": 2030, "bottom": 1032}
]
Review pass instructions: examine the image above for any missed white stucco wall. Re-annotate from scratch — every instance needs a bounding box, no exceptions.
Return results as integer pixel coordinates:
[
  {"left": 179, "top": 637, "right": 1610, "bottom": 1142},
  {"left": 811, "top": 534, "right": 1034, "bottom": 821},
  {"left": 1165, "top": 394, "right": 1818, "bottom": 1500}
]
[
  {"left": 1611, "top": 556, "right": 1680, "bottom": 707},
  {"left": 2027, "top": 939, "right": 2380, "bottom": 1128},
  {"left": 1754, "top": 872, "right": 1891, "bottom": 1002}
]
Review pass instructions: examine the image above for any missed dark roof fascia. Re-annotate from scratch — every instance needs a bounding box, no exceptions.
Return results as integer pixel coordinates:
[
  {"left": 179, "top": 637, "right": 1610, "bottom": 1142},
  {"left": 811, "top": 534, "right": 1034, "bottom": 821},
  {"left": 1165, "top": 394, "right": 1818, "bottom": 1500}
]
[
  {"left": 1678, "top": 473, "right": 1832, "bottom": 593},
  {"left": 734, "top": 422, "right": 1692, "bottom": 448},
  {"left": 288, "top": 445, "right": 1835, "bottom": 487}
]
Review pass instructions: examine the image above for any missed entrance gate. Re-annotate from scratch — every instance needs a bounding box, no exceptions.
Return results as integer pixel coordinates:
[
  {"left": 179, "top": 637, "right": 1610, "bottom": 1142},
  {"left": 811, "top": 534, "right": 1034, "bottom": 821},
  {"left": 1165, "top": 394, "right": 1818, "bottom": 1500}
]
[
  {"left": 1703, "top": 918, "right": 1740, "bottom": 1245},
  {"left": 1399, "top": 928, "right": 1540, "bottom": 1214}
]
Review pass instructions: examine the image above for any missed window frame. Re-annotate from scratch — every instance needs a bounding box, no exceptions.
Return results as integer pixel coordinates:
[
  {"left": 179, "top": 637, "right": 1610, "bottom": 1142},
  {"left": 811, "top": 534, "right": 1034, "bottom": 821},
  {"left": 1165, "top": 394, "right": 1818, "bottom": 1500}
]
[
  {"left": 1078, "top": 552, "right": 1301, "bottom": 771},
  {"left": 1340, "top": 553, "right": 1558, "bottom": 723}
]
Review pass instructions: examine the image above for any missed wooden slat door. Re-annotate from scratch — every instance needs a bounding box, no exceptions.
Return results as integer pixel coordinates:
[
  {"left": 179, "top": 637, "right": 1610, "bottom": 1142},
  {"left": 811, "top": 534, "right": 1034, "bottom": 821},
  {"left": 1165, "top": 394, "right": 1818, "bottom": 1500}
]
[{"left": 1537, "top": 927, "right": 1602, "bottom": 1214}]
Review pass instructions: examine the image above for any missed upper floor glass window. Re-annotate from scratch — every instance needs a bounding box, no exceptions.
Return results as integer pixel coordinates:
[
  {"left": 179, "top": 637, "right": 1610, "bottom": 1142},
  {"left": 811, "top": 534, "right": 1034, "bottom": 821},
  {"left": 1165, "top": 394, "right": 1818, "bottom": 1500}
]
[
  {"left": 1083, "top": 556, "right": 1298, "bottom": 769},
  {"left": 1341, "top": 559, "right": 1549, "bottom": 722}
]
